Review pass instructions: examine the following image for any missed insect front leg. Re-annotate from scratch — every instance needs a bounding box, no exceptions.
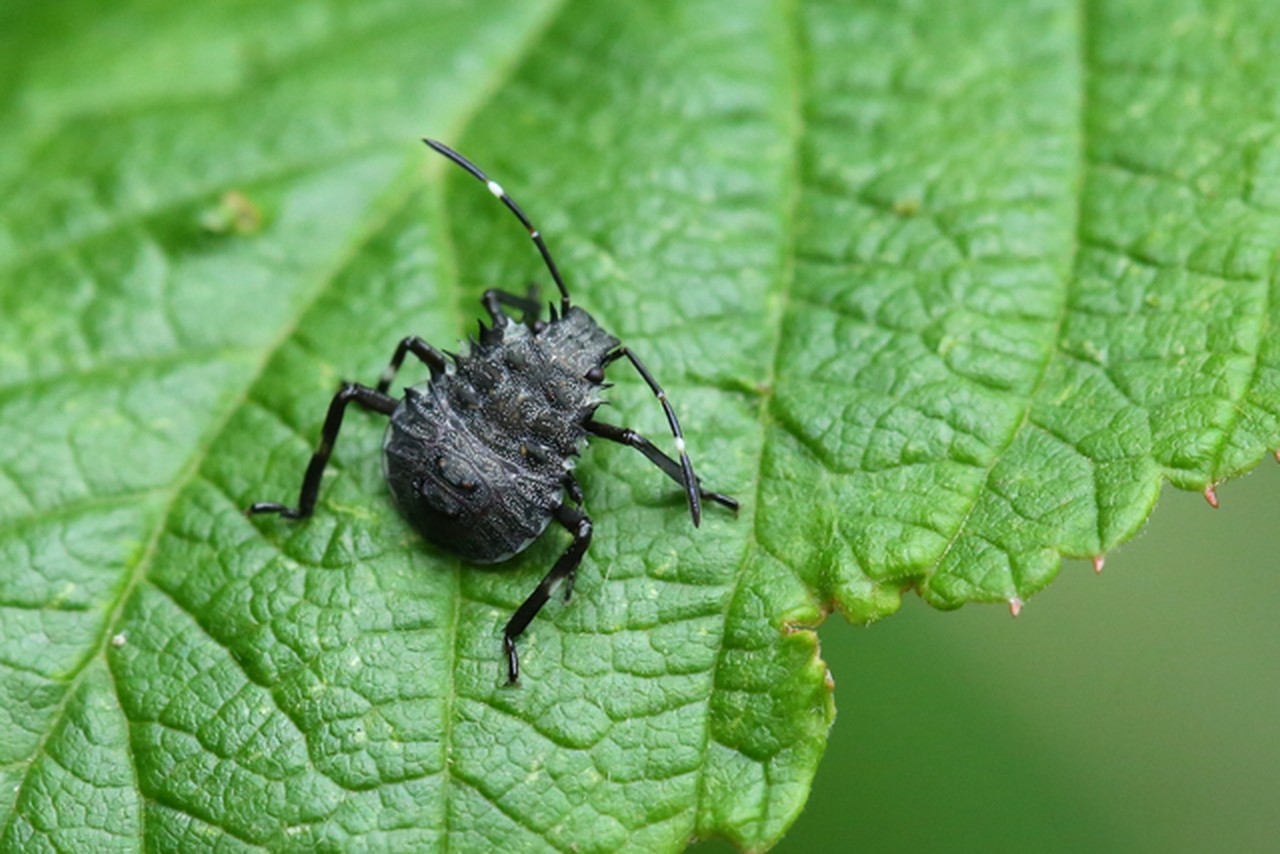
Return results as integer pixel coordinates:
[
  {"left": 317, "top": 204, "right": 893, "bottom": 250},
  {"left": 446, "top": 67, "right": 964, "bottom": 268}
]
[
  {"left": 376, "top": 336, "right": 448, "bottom": 393},
  {"left": 502, "top": 500, "right": 592, "bottom": 684},
  {"left": 586, "top": 419, "right": 738, "bottom": 512},
  {"left": 482, "top": 284, "right": 542, "bottom": 329},
  {"left": 246, "top": 383, "right": 397, "bottom": 520}
]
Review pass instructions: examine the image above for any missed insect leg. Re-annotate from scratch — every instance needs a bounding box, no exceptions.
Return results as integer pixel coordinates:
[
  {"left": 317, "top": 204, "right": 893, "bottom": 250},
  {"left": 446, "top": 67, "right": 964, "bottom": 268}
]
[
  {"left": 604, "top": 346, "right": 703, "bottom": 527},
  {"left": 246, "top": 383, "right": 397, "bottom": 520},
  {"left": 502, "top": 501, "right": 592, "bottom": 684},
  {"left": 563, "top": 474, "right": 584, "bottom": 506},
  {"left": 376, "top": 336, "right": 448, "bottom": 393},
  {"left": 586, "top": 419, "right": 738, "bottom": 512},
  {"left": 482, "top": 283, "right": 542, "bottom": 329}
]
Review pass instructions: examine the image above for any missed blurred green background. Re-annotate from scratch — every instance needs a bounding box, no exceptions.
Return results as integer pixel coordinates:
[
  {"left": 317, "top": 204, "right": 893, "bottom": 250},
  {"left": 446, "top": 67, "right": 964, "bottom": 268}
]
[{"left": 701, "top": 464, "right": 1280, "bottom": 852}]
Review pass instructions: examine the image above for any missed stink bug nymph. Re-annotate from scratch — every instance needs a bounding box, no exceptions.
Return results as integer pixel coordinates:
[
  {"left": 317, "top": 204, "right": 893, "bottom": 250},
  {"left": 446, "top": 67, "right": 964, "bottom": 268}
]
[{"left": 247, "top": 139, "right": 737, "bottom": 683}]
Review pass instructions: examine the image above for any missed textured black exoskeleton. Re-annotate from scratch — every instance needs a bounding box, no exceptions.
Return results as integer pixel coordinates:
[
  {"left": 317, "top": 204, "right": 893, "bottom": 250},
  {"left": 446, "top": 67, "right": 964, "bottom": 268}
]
[{"left": 247, "top": 139, "right": 737, "bottom": 683}]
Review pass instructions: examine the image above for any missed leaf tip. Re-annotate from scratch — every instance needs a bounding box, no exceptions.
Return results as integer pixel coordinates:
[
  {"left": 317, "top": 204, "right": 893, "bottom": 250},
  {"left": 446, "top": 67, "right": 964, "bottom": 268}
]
[{"left": 1203, "top": 485, "right": 1220, "bottom": 509}]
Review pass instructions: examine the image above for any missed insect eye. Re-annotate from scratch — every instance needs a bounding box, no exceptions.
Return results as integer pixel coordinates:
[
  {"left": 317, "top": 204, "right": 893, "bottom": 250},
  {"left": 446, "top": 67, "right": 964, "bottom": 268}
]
[{"left": 585, "top": 366, "right": 605, "bottom": 384}]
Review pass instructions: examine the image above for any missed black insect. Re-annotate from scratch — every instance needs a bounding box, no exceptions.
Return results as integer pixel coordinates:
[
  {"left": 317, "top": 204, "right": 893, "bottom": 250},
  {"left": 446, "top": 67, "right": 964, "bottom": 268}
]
[{"left": 247, "top": 139, "right": 737, "bottom": 683}]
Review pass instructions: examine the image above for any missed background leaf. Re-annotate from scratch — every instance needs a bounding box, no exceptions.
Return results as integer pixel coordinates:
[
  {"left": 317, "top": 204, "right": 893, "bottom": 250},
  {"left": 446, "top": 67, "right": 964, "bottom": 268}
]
[{"left": 2, "top": 0, "right": 1277, "bottom": 852}]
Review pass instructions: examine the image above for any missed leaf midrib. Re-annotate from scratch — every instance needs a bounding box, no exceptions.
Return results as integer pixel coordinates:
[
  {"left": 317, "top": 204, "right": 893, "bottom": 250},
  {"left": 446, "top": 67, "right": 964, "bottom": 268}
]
[{"left": 691, "top": 0, "right": 808, "bottom": 841}]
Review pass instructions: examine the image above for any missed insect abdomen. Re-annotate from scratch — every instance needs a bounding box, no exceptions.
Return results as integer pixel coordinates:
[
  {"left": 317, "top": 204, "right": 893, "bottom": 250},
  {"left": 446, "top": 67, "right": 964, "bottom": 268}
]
[{"left": 383, "top": 382, "right": 569, "bottom": 563}]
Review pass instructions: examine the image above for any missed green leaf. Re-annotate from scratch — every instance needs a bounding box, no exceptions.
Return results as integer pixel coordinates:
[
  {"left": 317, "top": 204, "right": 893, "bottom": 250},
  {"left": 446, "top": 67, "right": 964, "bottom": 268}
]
[{"left": 1, "top": 0, "right": 1276, "bottom": 851}]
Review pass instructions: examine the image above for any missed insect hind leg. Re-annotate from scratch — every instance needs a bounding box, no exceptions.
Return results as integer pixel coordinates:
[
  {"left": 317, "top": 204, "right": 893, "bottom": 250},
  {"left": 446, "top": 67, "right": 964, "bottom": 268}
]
[{"left": 502, "top": 501, "right": 592, "bottom": 684}]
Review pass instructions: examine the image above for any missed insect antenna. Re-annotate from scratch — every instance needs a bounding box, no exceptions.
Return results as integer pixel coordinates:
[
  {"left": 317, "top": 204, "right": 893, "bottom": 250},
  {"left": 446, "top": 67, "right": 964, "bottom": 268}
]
[
  {"left": 425, "top": 139, "right": 572, "bottom": 317},
  {"left": 604, "top": 346, "right": 703, "bottom": 526}
]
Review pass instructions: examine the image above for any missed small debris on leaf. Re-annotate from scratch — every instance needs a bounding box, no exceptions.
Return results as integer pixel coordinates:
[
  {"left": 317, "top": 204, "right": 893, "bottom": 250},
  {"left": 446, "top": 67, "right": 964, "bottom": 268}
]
[{"left": 201, "top": 190, "right": 264, "bottom": 235}]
